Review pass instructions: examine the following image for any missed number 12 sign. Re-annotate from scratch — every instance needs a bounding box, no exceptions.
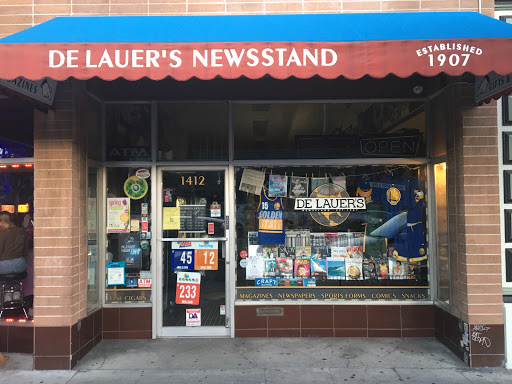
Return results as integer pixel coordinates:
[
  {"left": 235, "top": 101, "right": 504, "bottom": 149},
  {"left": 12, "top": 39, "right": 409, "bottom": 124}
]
[{"left": 176, "top": 272, "right": 201, "bottom": 305}]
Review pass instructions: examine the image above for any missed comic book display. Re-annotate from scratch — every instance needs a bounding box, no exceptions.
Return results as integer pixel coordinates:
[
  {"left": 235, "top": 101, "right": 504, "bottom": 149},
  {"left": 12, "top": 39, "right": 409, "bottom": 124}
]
[{"left": 236, "top": 165, "right": 429, "bottom": 301}]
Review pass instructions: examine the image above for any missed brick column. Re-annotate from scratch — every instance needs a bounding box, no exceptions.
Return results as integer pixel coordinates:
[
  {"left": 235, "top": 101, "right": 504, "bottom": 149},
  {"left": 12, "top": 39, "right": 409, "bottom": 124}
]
[
  {"left": 459, "top": 100, "right": 504, "bottom": 367},
  {"left": 438, "top": 89, "right": 504, "bottom": 367},
  {"left": 32, "top": 80, "right": 89, "bottom": 369}
]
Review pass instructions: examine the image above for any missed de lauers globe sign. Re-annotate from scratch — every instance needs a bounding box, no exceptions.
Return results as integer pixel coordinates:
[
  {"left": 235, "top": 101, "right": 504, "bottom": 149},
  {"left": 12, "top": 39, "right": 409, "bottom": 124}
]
[{"left": 294, "top": 183, "right": 366, "bottom": 226}]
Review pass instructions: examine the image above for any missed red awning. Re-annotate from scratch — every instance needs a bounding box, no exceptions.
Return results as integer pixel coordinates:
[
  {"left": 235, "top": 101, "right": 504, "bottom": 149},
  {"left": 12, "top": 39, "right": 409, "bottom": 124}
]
[{"left": 0, "top": 13, "right": 511, "bottom": 83}]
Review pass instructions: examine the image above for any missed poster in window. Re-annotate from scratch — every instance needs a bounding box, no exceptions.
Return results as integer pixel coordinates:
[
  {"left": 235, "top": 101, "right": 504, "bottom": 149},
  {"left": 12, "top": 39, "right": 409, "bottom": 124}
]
[
  {"left": 245, "top": 256, "right": 265, "bottom": 280},
  {"left": 294, "top": 258, "right": 310, "bottom": 278},
  {"left": 311, "top": 258, "right": 327, "bottom": 280},
  {"left": 296, "top": 246, "right": 311, "bottom": 258},
  {"left": 327, "top": 257, "right": 345, "bottom": 280},
  {"left": 107, "top": 198, "right": 130, "bottom": 233},
  {"left": 268, "top": 175, "right": 287, "bottom": 197},
  {"left": 239, "top": 168, "right": 265, "bottom": 195},
  {"left": 107, "top": 262, "right": 125, "bottom": 285},
  {"left": 330, "top": 246, "right": 348, "bottom": 258},
  {"left": 331, "top": 176, "right": 347, "bottom": 189},
  {"left": 163, "top": 207, "right": 180, "bottom": 230},
  {"left": 264, "top": 259, "right": 278, "bottom": 277},
  {"left": 389, "top": 258, "right": 406, "bottom": 280},
  {"left": 311, "top": 177, "right": 328, "bottom": 191},
  {"left": 345, "top": 258, "right": 363, "bottom": 280},
  {"left": 276, "top": 257, "right": 293, "bottom": 278},
  {"left": 120, "top": 237, "right": 142, "bottom": 268},
  {"left": 248, "top": 232, "right": 259, "bottom": 245},
  {"left": 289, "top": 176, "right": 308, "bottom": 198}
]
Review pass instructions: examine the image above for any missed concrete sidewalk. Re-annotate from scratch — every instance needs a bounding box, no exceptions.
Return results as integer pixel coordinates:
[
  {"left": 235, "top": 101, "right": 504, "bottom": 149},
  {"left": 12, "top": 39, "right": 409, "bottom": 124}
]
[{"left": 1, "top": 338, "right": 512, "bottom": 383}]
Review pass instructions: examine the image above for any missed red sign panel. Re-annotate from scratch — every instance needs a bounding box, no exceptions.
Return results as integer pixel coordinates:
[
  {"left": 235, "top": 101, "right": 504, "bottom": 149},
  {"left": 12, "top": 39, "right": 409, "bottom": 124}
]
[
  {"left": 194, "top": 249, "right": 218, "bottom": 271},
  {"left": 175, "top": 271, "right": 201, "bottom": 305},
  {"left": 1, "top": 40, "right": 511, "bottom": 82}
]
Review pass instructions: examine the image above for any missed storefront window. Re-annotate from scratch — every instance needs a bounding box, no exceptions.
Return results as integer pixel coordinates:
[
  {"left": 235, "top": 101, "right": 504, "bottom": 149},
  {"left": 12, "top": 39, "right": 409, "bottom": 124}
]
[
  {"left": 87, "top": 167, "right": 100, "bottom": 310},
  {"left": 506, "top": 249, "right": 512, "bottom": 283},
  {"left": 86, "top": 96, "right": 102, "bottom": 162},
  {"left": 105, "top": 104, "right": 151, "bottom": 161},
  {"left": 233, "top": 102, "right": 425, "bottom": 160},
  {"left": 0, "top": 164, "right": 34, "bottom": 316},
  {"left": 504, "top": 96, "right": 512, "bottom": 126},
  {"left": 157, "top": 103, "right": 228, "bottom": 161},
  {"left": 501, "top": 16, "right": 512, "bottom": 126},
  {"left": 434, "top": 162, "right": 449, "bottom": 304},
  {"left": 430, "top": 94, "right": 449, "bottom": 158},
  {"left": 0, "top": 97, "right": 33, "bottom": 158},
  {"left": 235, "top": 165, "right": 429, "bottom": 301},
  {"left": 105, "top": 167, "right": 152, "bottom": 304},
  {"left": 505, "top": 210, "right": 512, "bottom": 243}
]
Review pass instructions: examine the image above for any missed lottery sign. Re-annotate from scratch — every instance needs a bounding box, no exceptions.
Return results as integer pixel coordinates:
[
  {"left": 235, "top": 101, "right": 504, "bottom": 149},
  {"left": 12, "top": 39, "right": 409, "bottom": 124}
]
[
  {"left": 194, "top": 242, "right": 218, "bottom": 271},
  {"left": 171, "top": 241, "right": 195, "bottom": 270},
  {"left": 171, "top": 241, "right": 218, "bottom": 271},
  {"left": 176, "top": 271, "right": 201, "bottom": 305}
]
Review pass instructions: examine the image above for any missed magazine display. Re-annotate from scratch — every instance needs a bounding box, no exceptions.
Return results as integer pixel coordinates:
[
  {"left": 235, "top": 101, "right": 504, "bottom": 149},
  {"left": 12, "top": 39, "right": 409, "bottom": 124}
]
[
  {"left": 289, "top": 176, "right": 308, "bottom": 198},
  {"left": 296, "top": 246, "right": 311, "bottom": 258},
  {"left": 276, "top": 257, "right": 294, "bottom": 278},
  {"left": 278, "top": 246, "right": 296, "bottom": 258},
  {"left": 294, "top": 258, "right": 311, "bottom": 278},
  {"left": 345, "top": 258, "right": 363, "bottom": 280},
  {"left": 246, "top": 256, "right": 265, "bottom": 280},
  {"left": 327, "top": 257, "right": 346, "bottom": 280},
  {"left": 237, "top": 169, "right": 429, "bottom": 300},
  {"left": 331, "top": 246, "right": 347, "bottom": 258},
  {"left": 265, "top": 259, "right": 278, "bottom": 278},
  {"left": 311, "top": 258, "right": 327, "bottom": 280},
  {"left": 347, "top": 245, "right": 363, "bottom": 259},
  {"left": 363, "top": 259, "right": 379, "bottom": 280}
]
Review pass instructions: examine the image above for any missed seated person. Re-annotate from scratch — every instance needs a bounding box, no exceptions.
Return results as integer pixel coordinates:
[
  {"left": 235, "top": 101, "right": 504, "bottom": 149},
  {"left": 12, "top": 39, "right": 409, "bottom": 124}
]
[{"left": 0, "top": 211, "right": 27, "bottom": 275}]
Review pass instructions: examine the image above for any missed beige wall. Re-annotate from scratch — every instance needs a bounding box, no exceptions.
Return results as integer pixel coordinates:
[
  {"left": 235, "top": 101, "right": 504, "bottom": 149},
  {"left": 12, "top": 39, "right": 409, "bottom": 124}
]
[
  {"left": 33, "top": 80, "right": 88, "bottom": 326},
  {"left": 446, "top": 87, "right": 503, "bottom": 326}
]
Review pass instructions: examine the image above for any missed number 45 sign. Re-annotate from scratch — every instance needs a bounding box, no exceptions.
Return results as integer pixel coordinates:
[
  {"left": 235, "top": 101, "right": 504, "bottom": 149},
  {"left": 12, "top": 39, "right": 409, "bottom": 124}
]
[
  {"left": 176, "top": 272, "right": 201, "bottom": 305},
  {"left": 172, "top": 241, "right": 218, "bottom": 271}
]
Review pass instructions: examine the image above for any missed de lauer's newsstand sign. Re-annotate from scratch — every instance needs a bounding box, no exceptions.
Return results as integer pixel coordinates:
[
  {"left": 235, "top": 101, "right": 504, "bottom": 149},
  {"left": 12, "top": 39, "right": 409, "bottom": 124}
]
[{"left": 2, "top": 13, "right": 512, "bottom": 84}]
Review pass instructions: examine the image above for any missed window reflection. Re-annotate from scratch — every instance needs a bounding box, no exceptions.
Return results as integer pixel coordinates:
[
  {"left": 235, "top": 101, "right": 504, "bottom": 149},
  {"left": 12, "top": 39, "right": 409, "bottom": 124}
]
[
  {"left": 435, "top": 162, "right": 449, "bottom": 303},
  {"left": 106, "top": 104, "right": 151, "bottom": 161},
  {"left": 234, "top": 102, "right": 425, "bottom": 160}
]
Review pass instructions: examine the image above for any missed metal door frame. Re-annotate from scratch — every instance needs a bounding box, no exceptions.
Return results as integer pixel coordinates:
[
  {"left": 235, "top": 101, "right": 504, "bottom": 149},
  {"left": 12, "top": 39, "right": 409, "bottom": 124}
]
[{"left": 155, "top": 165, "right": 233, "bottom": 337}]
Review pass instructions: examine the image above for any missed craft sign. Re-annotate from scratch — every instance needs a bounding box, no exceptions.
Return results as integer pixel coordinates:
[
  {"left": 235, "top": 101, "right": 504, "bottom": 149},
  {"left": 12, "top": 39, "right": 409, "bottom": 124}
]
[
  {"left": 171, "top": 241, "right": 219, "bottom": 270},
  {"left": 176, "top": 271, "right": 201, "bottom": 305}
]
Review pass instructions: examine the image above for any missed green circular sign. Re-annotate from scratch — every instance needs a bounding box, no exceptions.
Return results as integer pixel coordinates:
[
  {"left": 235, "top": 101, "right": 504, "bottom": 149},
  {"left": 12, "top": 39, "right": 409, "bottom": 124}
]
[{"left": 124, "top": 176, "right": 148, "bottom": 200}]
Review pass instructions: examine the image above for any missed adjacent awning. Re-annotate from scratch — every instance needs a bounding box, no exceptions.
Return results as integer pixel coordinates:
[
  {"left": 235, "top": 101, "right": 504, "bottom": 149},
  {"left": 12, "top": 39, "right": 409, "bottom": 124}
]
[{"left": 0, "top": 12, "right": 511, "bottom": 82}]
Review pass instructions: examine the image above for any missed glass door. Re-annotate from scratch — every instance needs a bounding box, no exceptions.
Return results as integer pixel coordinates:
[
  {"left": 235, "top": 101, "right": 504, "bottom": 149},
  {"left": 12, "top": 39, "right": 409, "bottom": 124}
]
[{"left": 157, "top": 168, "right": 230, "bottom": 337}]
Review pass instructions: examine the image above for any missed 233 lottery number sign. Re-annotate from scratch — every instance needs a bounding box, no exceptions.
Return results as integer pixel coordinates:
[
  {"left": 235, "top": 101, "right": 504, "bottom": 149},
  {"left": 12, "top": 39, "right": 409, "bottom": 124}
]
[{"left": 176, "top": 272, "right": 201, "bottom": 305}]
